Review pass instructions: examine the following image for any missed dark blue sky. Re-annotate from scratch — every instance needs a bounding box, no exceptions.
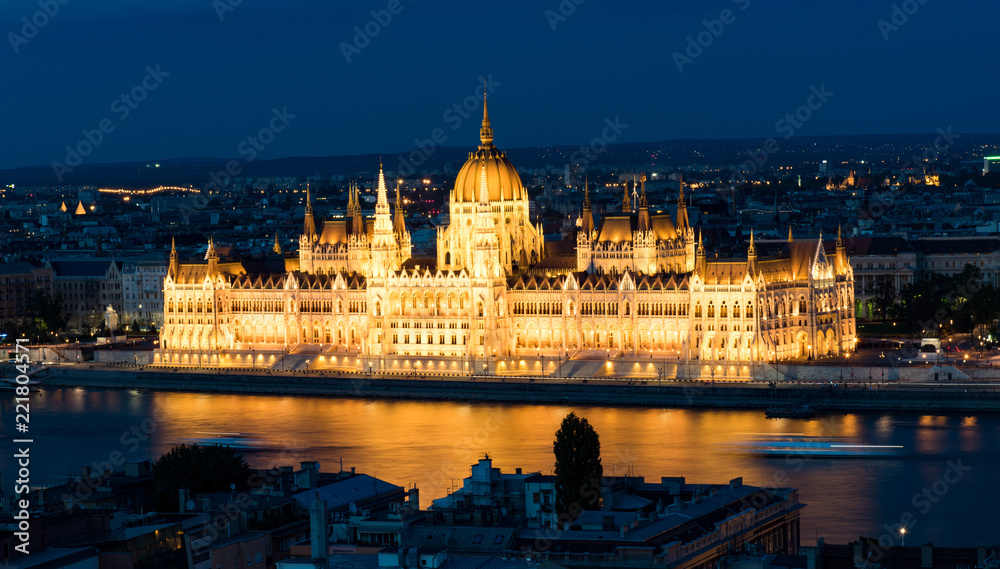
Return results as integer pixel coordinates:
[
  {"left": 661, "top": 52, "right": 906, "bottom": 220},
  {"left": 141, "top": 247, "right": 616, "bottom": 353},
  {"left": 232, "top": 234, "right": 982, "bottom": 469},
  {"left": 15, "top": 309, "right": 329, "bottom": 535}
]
[{"left": 2, "top": 0, "right": 996, "bottom": 170}]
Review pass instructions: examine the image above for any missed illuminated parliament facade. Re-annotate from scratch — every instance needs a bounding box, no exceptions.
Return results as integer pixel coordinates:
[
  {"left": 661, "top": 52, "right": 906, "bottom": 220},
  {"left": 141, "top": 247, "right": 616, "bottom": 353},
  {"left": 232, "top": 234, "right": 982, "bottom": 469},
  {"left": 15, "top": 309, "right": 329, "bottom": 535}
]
[{"left": 157, "top": 100, "right": 856, "bottom": 373}]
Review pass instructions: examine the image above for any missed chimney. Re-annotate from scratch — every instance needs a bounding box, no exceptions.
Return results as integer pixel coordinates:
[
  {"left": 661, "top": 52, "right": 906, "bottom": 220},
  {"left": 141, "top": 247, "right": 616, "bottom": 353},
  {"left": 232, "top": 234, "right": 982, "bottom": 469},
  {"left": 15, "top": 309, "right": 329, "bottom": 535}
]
[
  {"left": 515, "top": 468, "right": 522, "bottom": 475},
  {"left": 408, "top": 487, "right": 420, "bottom": 512},
  {"left": 310, "top": 495, "right": 328, "bottom": 561},
  {"left": 921, "top": 543, "right": 933, "bottom": 568}
]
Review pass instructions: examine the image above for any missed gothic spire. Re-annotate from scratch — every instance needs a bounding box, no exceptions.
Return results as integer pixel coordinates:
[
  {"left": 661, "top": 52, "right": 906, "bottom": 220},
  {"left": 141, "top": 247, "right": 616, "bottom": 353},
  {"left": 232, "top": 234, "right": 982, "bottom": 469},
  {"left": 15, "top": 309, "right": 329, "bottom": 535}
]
[
  {"left": 169, "top": 235, "right": 178, "bottom": 278},
  {"left": 479, "top": 88, "right": 493, "bottom": 147},
  {"left": 303, "top": 181, "right": 316, "bottom": 237},
  {"left": 393, "top": 180, "right": 407, "bottom": 236},
  {"left": 676, "top": 174, "right": 689, "bottom": 233},
  {"left": 376, "top": 160, "right": 389, "bottom": 213}
]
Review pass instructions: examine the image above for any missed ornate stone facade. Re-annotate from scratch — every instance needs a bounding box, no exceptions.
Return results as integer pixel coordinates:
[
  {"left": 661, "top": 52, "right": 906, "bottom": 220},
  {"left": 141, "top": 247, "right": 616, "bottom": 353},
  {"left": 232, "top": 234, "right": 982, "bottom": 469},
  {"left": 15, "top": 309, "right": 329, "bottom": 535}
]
[{"left": 157, "top": 100, "right": 856, "bottom": 371}]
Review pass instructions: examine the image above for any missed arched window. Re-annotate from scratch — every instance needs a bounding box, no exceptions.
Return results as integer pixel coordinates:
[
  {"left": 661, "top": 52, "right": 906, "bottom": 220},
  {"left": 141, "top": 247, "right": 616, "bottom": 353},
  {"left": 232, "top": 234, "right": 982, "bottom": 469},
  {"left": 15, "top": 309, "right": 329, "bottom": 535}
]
[
  {"left": 695, "top": 302, "right": 702, "bottom": 318},
  {"left": 720, "top": 302, "right": 727, "bottom": 318},
  {"left": 624, "top": 302, "right": 630, "bottom": 316},
  {"left": 733, "top": 303, "right": 741, "bottom": 318},
  {"left": 708, "top": 302, "right": 715, "bottom": 318}
]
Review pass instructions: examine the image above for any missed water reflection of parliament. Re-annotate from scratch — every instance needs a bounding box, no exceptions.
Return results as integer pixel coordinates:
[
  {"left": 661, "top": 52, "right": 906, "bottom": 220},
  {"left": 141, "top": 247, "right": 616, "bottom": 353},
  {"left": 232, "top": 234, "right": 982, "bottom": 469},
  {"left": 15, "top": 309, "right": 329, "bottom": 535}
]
[{"left": 157, "top": 96, "right": 856, "bottom": 372}]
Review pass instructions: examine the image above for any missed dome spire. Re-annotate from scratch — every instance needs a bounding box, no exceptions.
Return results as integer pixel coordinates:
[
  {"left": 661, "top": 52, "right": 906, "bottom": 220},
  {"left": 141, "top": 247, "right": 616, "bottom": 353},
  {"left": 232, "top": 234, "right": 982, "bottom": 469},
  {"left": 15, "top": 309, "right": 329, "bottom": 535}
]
[{"left": 479, "top": 87, "right": 493, "bottom": 147}]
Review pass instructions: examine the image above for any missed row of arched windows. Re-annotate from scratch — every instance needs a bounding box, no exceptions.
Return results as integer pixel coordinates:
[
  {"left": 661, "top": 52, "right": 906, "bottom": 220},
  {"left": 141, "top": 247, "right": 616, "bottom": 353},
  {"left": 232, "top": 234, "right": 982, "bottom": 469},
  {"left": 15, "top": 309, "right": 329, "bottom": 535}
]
[
  {"left": 167, "top": 298, "right": 213, "bottom": 313},
  {"left": 512, "top": 301, "right": 564, "bottom": 315},
  {"left": 694, "top": 301, "right": 754, "bottom": 319}
]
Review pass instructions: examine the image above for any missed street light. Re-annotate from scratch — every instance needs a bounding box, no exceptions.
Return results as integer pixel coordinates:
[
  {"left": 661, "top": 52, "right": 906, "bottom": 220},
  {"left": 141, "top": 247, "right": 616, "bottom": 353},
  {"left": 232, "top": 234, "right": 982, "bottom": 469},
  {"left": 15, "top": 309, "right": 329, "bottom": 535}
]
[{"left": 900, "top": 527, "right": 906, "bottom": 547}]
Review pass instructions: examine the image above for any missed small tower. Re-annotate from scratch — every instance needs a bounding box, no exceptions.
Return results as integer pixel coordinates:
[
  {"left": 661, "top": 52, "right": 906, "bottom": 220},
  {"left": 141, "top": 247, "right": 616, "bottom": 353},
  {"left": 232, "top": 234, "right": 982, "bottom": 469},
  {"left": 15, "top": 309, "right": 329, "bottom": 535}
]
[
  {"left": 835, "top": 224, "right": 846, "bottom": 275},
  {"left": 676, "top": 174, "right": 689, "bottom": 234},
  {"left": 747, "top": 228, "right": 757, "bottom": 277},
  {"left": 272, "top": 232, "right": 281, "bottom": 255},
  {"left": 206, "top": 236, "right": 219, "bottom": 276},
  {"left": 369, "top": 162, "right": 399, "bottom": 279},
  {"left": 637, "top": 174, "right": 650, "bottom": 232},
  {"left": 303, "top": 182, "right": 316, "bottom": 239},
  {"left": 393, "top": 181, "right": 407, "bottom": 237},
  {"left": 581, "top": 176, "right": 594, "bottom": 236},
  {"left": 695, "top": 229, "right": 706, "bottom": 275},
  {"left": 169, "top": 236, "right": 179, "bottom": 278}
]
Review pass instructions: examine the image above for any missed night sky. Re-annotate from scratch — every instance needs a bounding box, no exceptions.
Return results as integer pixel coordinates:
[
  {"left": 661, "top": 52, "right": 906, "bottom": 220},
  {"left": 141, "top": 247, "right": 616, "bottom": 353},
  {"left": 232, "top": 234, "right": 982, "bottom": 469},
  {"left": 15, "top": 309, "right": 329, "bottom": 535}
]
[{"left": 2, "top": 0, "right": 997, "bottom": 170}]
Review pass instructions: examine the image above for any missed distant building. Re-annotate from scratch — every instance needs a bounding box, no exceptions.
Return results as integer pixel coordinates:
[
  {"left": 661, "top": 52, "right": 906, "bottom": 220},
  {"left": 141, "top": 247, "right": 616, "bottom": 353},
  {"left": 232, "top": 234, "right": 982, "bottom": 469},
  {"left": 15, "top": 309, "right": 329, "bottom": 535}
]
[
  {"left": 121, "top": 253, "right": 168, "bottom": 328},
  {"left": 50, "top": 257, "right": 124, "bottom": 332},
  {"left": 983, "top": 155, "right": 1000, "bottom": 175},
  {"left": 0, "top": 261, "right": 54, "bottom": 323}
]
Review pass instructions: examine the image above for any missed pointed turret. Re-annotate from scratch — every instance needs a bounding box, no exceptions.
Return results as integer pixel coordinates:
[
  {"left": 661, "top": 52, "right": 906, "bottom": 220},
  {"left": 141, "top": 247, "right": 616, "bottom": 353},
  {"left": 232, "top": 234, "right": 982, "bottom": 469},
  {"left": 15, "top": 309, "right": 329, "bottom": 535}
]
[
  {"left": 637, "top": 173, "right": 650, "bottom": 232},
  {"left": 370, "top": 161, "right": 400, "bottom": 278},
  {"left": 206, "top": 236, "right": 219, "bottom": 276},
  {"left": 788, "top": 225, "right": 793, "bottom": 242},
  {"left": 581, "top": 176, "right": 594, "bottom": 236},
  {"left": 351, "top": 182, "right": 365, "bottom": 237},
  {"left": 272, "top": 232, "right": 281, "bottom": 255},
  {"left": 303, "top": 181, "right": 316, "bottom": 239},
  {"left": 695, "top": 228, "right": 706, "bottom": 274},
  {"left": 834, "top": 224, "right": 846, "bottom": 274},
  {"left": 376, "top": 161, "right": 389, "bottom": 213},
  {"left": 479, "top": 89, "right": 493, "bottom": 147},
  {"left": 676, "top": 174, "right": 689, "bottom": 233},
  {"left": 747, "top": 228, "right": 757, "bottom": 276},
  {"left": 393, "top": 180, "right": 407, "bottom": 236},
  {"left": 169, "top": 235, "right": 178, "bottom": 278}
]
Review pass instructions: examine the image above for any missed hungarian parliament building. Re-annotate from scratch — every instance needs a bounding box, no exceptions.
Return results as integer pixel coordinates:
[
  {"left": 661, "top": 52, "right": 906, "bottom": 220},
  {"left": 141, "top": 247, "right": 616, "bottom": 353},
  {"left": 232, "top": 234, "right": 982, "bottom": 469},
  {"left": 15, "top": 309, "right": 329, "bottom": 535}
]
[{"left": 156, "top": 100, "right": 856, "bottom": 373}]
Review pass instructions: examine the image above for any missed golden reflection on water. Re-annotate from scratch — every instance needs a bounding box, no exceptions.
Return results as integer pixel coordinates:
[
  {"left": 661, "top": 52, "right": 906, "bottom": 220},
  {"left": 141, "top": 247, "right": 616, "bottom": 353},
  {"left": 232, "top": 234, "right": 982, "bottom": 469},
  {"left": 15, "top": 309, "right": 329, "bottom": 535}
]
[{"left": 30, "top": 388, "right": 996, "bottom": 545}]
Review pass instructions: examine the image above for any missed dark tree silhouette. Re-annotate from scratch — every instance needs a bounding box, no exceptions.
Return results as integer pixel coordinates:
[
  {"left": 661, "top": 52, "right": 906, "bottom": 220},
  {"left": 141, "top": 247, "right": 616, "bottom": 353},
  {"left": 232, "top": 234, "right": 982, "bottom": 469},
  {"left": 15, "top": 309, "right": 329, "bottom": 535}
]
[
  {"left": 553, "top": 412, "right": 603, "bottom": 524},
  {"left": 152, "top": 444, "right": 253, "bottom": 511}
]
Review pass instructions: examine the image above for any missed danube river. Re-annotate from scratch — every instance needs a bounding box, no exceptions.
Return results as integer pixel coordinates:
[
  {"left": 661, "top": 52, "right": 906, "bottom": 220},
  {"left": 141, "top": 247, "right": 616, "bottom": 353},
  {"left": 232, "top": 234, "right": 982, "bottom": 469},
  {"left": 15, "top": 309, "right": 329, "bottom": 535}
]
[{"left": 8, "top": 387, "right": 1000, "bottom": 546}]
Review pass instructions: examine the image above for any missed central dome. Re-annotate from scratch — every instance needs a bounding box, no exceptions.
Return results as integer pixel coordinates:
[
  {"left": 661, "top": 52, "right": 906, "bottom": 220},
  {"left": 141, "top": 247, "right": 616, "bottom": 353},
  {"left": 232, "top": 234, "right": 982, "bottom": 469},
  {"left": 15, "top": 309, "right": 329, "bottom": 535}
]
[{"left": 452, "top": 98, "right": 526, "bottom": 204}]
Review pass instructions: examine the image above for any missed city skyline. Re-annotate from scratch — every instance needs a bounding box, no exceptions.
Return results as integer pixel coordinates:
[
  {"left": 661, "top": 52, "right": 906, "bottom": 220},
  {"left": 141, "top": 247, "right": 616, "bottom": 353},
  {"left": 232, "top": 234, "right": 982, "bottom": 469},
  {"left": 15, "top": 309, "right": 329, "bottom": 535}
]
[{"left": 2, "top": 0, "right": 999, "bottom": 171}]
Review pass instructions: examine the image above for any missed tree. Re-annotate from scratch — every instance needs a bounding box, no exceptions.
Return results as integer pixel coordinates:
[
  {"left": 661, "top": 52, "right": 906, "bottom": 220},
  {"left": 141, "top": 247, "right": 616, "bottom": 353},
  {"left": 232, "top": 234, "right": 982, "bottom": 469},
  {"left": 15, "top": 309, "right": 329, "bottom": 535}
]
[
  {"left": 553, "top": 412, "right": 603, "bottom": 524},
  {"left": 26, "top": 288, "right": 67, "bottom": 340},
  {"left": 151, "top": 444, "right": 253, "bottom": 511},
  {"left": 867, "top": 275, "right": 896, "bottom": 320}
]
